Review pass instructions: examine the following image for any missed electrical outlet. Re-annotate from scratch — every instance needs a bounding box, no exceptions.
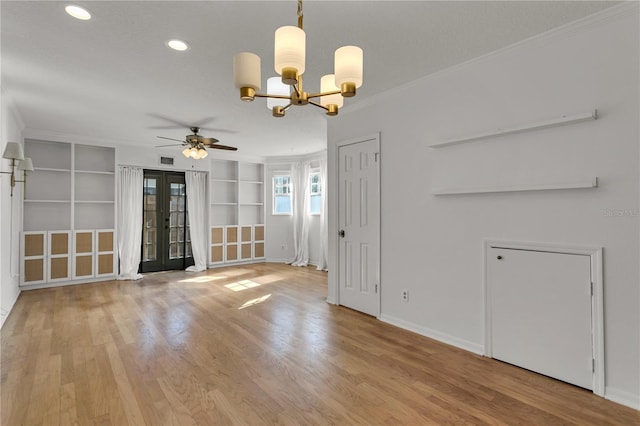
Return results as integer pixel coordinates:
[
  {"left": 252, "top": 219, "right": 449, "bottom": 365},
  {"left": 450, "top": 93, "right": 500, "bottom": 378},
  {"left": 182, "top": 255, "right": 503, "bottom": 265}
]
[{"left": 402, "top": 290, "right": 409, "bottom": 302}]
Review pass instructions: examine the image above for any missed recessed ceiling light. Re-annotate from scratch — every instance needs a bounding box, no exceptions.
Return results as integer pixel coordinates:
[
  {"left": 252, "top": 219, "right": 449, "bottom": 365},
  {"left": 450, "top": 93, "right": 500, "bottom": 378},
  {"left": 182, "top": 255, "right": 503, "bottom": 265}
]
[
  {"left": 65, "top": 5, "right": 91, "bottom": 21},
  {"left": 167, "top": 40, "right": 189, "bottom": 51}
]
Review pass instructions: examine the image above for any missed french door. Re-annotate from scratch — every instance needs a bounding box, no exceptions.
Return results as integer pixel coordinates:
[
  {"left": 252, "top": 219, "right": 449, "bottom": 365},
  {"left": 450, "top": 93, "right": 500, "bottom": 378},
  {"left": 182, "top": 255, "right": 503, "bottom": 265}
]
[{"left": 140, "top": 170, "right": 194, "bottom": 272}]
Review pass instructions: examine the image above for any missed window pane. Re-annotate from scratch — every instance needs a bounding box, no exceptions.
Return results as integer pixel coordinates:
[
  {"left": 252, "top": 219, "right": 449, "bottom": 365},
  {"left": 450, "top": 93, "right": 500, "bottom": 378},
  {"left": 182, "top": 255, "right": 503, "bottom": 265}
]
[
  {"left": 275, "top": 195, "right": 291, "bottom": 214},
  {"left": 310, "top": 194, "right": 321, "bottom": 214}
]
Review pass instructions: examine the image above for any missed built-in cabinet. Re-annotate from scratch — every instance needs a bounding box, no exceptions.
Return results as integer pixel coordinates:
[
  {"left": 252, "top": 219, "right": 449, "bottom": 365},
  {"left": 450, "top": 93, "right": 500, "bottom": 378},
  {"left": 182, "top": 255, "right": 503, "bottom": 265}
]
[
  {"left": 209, "top": 159, "right": 265, "bottom": 266},
  {"left": 21, "top": 139, "right": 116, "bottom": 286}
]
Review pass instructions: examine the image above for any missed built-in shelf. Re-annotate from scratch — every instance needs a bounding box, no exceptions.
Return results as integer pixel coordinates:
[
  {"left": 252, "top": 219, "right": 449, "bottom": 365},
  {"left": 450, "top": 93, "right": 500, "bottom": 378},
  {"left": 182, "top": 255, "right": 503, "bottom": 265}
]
[
  {"left": 240, "top": 203, "right": 264, "bottom": 206},
  {"left": 34, "top": 167, "right": 71, "bottom": 173},
  {"left": 240, "top": 180, "right": 264, "bottom": 185},
  {"left": 431, "top": 177, "right": 598, "bottom": 195},
  {"left": 211, "top": 179, "right": 238, "bottom": 183},
  {"left": 25, "top": 199, "right": 71, "bottom": 203},
  {"left": 75, "top": 200, "right": 115, "bottom": 204},
  {"left": 211, "top": 202, "right": 236, "bottom": 206},
  {"left": 429, "top": 110, "right": 598, "bottom": 148},
  {"left": 75, "top": 170, "right": 115, "bottom": 175}
]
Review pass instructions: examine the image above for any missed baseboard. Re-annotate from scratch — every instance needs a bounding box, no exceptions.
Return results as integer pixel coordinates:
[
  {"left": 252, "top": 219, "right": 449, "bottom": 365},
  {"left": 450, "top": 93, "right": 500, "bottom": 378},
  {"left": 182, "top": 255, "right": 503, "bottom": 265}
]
[
  {"left": 379, "top": 314, "right": 484, "bottom": 355},
  {"left": 605, "top": 386, "right": 640, "bottom": 410},
  {"left": 0, "top": 290, "right": 21, "bottom": 329},
  {"left": 19, "top": 276, "right": 116, "bottom": 291},
  {"left": 265, "top": 258, "right": 289, "bottom": 264}
]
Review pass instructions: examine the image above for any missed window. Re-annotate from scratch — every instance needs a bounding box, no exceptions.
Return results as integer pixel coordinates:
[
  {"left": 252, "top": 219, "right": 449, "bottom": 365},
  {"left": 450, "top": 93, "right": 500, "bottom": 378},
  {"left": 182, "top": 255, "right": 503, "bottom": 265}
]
[
  {"left": 309, "top": 171, "right": 322, "bottom": 215},
  {"left": 273, "top": 174, "right": 292, "bottom": 215}
]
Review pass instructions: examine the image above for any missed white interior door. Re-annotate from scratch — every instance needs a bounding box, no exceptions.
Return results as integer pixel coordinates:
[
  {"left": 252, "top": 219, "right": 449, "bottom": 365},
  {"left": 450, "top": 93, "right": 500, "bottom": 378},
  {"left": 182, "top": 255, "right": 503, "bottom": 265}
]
[
  {"left": 338, "top": 138, "right": 379, "bottom": 317},
  {"left": 487, "top": 247, "right": 593, "bottom": 389}
]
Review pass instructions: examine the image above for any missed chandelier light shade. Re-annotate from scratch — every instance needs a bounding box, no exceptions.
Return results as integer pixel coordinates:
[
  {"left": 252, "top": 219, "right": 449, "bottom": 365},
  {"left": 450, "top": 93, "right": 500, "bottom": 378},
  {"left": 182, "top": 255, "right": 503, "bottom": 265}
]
[
  {"left": 233, "top": 0, "right": 363, "bottom": 117},
  {"left": 267, "top": 77, "right": 290, "bottom": 109},
  {"left": 233, "top": 52, "right": 262, "bottom": 100},
  {"left": 320, "top": 74, "right": 343, "bottom": 115},
  {"left": 335, "top": 46, "right": 363, "bottom": 96},
  {"left": 274, "top": 26, "right": 306, "bottom": 83}
]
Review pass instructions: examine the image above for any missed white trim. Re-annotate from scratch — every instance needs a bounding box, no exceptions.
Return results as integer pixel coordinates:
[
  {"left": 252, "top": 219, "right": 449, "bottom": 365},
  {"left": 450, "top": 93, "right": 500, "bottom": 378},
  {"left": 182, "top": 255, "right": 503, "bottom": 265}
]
[
  {"left": 380, "top": 314, "right": 484, "bottom": 355},
  {"left": 0, "top": 290, "right": 21, "bottom": 329},
  {"left": 431, "top": 178, "right": 598, "bottom": 195},
  {"left": 428, "top": 110, "right": 597, "bottom": 148},
  {"left": 605, "top": 387, "right": 640, "bottom": 410},
  {"left": 483, "top": 239, "right": 605, "bottom": 397},
  {"left": 340, "top": 2, "right": 637, "bottom": 117},
  {"left": 19, "top": 276, "right": 115, "bottom": 290},
  {"left": 331, "top": 133, "right": 381, "bottom": 318}
]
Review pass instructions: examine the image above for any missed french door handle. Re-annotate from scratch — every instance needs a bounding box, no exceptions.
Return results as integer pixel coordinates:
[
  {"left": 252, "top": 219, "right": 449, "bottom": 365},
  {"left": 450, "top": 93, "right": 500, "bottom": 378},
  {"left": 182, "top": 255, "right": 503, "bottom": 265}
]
[{"left": 339, "top": 230, "right": 345, "bottom": 238}]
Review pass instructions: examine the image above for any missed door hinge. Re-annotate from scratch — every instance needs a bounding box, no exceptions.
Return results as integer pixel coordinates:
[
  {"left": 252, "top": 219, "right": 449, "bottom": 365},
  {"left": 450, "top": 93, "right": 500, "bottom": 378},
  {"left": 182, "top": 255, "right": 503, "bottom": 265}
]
[
  {"left": 592, "top": 358, "right": 595, "bottom": 372},
  {"left": 375, "top": 284, "right": 378, "bottom": 293},
  {"left": 590, "top": 281, "right": 594, "bottom": 296},
  {"left": 374, "top": 152, "right": 379, "bottom": 162}
]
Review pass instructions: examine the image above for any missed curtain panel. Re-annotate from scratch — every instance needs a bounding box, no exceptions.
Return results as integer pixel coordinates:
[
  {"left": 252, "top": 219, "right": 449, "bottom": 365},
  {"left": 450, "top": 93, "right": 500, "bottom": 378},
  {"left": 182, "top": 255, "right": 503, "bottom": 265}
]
[
  {"left": 185, "top": 171, "right": 208, "bottom": 272},
  {"left": 117, "top": 166, "right": 144, "bottom": 280}
]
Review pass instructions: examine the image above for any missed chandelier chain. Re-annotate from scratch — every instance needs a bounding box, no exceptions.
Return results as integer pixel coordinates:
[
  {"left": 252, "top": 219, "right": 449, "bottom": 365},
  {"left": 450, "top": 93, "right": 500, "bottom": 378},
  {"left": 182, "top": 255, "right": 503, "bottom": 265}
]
[{"left": 297, "top": 0, "right": 303, "bottom": 29}]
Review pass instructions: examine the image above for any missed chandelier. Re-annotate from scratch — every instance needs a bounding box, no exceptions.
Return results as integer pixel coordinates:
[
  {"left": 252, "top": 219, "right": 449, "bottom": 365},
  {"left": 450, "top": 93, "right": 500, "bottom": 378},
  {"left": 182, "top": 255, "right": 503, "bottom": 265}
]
[{"left": 233, "top": 0, "right": 363, "bottom": 117}]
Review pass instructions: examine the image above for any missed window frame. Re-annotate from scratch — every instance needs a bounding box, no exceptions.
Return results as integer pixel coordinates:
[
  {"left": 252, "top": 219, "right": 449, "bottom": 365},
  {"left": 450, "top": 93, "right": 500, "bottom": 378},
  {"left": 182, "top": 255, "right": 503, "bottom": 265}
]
[
  {"left": 272, "top": 173, "right": 292, "bottom": 215},
  {"left": 309, "top": 169, "right": 322, "bottom": 216}
]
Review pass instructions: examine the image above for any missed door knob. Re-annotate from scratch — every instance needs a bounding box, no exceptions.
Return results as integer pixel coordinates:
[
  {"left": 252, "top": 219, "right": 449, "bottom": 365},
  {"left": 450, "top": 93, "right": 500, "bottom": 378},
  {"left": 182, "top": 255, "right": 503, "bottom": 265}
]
[
  {"left": 339, "top": 230, "right": 345, "bottom": 238},
  {"left": 497, "top": 256, "right": 503, "bottom": 260}
]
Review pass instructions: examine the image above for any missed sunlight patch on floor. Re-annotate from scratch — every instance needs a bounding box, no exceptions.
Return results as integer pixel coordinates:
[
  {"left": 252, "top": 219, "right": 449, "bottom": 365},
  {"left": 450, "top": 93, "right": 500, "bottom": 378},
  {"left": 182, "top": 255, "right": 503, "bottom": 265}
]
[
  {"left": 179, "top": 275, "right": 227, "bottom": 283},
  {"left": 225, "top": 279, "right": 261, "bottom": 292},
  {"left": 238, "top": 294, "right": 271, "bottom": 310}
]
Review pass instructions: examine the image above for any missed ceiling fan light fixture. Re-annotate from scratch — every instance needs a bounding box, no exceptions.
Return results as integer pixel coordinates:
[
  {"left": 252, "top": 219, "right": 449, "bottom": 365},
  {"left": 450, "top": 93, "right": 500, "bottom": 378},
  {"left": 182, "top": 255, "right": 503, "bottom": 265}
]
[
  {"left": 167, "top": 39, "right": 189, "bottom": 51},
  {"left": 65, "top": 5, "right": 91, "bottom": 21},
  {"left": 233, "top": 0, "right": 362, "bottom": 117}
]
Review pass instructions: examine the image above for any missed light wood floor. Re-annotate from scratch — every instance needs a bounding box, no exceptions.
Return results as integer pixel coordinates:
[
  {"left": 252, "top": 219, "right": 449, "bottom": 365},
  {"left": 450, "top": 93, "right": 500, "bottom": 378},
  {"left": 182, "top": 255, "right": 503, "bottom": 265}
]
[{"left": 2, "top": 263, "right": 638, "bottom": 425}]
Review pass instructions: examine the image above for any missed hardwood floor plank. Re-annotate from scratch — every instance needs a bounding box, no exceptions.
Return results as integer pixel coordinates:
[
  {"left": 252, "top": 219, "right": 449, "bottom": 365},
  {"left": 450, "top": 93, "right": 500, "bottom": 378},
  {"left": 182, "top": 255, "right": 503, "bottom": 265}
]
[{"left": 2, "top": 264, "right": 638, "bottom": 425}]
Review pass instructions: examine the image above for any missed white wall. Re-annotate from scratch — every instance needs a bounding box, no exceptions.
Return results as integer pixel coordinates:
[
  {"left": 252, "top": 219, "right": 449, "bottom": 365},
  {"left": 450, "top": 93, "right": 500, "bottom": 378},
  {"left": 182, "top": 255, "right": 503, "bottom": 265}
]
[
  {"left": 1, "top": 87, "right": 26, "bottom": 327},
  {"left": 328, "top": 5, "right": 639, "bottom": 408}
]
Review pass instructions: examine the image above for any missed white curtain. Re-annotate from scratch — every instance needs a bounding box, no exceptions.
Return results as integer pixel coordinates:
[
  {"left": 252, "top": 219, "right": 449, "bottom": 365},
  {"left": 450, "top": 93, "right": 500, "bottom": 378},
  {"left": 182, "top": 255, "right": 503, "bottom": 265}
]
[
  {"left": 289, "top": 161, "right": 311, "bottom": 266},
  {"left": 316, "top": 157, "right": 329, "bottom": 271},
  {"left": 117, "top": 166, "right": 143, "bottom": 280},
  {"left": 185, "top": 171, "right": 208, "bottom": 272}
]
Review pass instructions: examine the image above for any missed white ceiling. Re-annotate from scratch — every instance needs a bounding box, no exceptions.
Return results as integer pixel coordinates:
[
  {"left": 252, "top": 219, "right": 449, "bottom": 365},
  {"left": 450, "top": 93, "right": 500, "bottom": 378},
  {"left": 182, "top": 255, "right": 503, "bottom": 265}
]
[{"left": 2, "top": 1, "right": 618, "bottom": 158}]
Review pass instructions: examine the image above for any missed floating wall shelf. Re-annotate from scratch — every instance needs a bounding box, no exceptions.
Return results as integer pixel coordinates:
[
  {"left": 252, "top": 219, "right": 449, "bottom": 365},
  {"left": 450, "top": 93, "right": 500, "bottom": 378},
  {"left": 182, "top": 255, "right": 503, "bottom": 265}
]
[
  {"left": 429, "top": 110, "right": 597, "bottom": 148},
  {"left": 431, "top": 177, "right": 598, "bottom": 195}
]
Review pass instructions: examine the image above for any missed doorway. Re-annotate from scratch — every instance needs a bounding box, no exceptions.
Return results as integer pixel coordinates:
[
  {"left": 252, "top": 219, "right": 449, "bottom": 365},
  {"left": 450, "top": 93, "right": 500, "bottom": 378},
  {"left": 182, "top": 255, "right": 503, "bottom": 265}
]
[
  {"left": 337, "top": 135, "right": 380, "bottom": 317},
  {"left": 140, "top": 170, "right": 194, "bottom": 272}
]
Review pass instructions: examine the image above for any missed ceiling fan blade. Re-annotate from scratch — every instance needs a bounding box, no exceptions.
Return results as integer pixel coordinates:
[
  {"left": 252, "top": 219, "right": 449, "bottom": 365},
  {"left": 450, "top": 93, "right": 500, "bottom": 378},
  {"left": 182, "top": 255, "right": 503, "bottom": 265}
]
[
  {"left": 209, "top": 144, "right": 238, "bottom": 151},
  {"left": 157, "top": 136, "right": 186, "bottom": 143},
  {"left": 156, "top": 143, "right": 186, "bottom": 147},
  {"left": 201, "top": 137, "right": 220, "bottom": 145},
  {"left": 148, "top": 113, "right": 192, "bottom": 129}
]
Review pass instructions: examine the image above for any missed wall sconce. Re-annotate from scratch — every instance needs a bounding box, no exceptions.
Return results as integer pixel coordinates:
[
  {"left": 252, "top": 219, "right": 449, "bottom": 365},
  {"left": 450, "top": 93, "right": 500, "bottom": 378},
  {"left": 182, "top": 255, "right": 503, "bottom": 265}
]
[{"left": 2, "top": 142, "right": 34, "bottom": 197}]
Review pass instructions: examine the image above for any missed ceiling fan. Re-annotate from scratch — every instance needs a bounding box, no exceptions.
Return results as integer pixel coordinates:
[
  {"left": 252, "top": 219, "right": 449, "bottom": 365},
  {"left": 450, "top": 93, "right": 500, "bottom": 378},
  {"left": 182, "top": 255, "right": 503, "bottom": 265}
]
[{"left": 157, "top": 127, "right": 238, "bottom": 159}]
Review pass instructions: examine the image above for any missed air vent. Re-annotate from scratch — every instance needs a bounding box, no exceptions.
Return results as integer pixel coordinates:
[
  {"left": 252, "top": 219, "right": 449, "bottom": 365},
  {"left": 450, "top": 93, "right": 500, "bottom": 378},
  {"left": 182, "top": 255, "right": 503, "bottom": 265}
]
[{"left": 159, "top": 156, "right": 174, "bottom": 166}]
